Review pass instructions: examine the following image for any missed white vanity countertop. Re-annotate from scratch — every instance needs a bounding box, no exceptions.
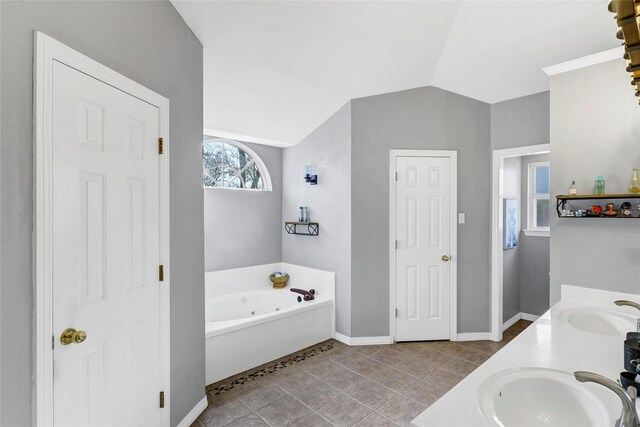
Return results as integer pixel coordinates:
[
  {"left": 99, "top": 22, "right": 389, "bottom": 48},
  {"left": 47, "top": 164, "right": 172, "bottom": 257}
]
[{"left": 412, "top": 286, "right": 640, "bottom": 426}]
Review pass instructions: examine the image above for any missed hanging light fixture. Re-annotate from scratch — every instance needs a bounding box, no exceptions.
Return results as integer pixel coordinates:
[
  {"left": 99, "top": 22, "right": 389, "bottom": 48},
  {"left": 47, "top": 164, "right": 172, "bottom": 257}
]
[{"left": 609, "top": 0, "right": 640, "bottom": 103}]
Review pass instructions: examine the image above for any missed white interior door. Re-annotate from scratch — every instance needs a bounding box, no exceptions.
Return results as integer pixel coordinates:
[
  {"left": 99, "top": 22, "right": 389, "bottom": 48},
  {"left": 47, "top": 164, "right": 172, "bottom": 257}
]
[
  {"left": 52, "top": 60, "right": 162, "bottom": 426},
  {"left": 395, "top": 156, "right": 452, "bottom": 341}
]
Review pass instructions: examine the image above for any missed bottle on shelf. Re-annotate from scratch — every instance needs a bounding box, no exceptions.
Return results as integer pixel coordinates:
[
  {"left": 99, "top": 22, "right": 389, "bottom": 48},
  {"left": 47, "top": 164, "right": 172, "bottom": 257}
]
[
  {"left": 594, "top": 176, "right": 605, "bottom": 195},
  {"left": 569, "top": 181, "right": 577, "bottom": 195},
  {"left": 630, "top": 168, "right": 640, "bottom": 193}
]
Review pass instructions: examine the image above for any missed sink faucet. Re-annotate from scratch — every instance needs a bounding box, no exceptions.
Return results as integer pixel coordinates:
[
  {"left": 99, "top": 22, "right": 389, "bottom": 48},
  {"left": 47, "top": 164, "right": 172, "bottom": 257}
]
[
  {"left": 574, "top": 371, "right": 639, "bottom": 427},
  {"left": 614, "top": 300, "right": 640, "bottom": 332}
]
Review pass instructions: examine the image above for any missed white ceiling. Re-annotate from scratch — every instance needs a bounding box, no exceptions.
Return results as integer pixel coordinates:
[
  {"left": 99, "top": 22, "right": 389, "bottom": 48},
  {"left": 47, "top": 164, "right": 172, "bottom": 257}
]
[{"left": 172, "top": 1, "right": 618, "bottom": 145}]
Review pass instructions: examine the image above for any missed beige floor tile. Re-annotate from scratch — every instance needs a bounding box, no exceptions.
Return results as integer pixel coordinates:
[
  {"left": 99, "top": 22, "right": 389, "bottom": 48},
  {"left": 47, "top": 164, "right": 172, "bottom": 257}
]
[
  {"left": 291, "top": 412, "right": 334, "bottom": 427},
  {"left": 303, "top": 357, "right": 344, "bottom": 378},
  {"left": 322, "top": 365, "right": 368, "bottom": 391},
  {"left": 345, "top": 379, "right": 398, "bottom": 409},
  {"left": 292, "top": 378, "right": 343, "bottom": 410},
  {"left": 198, "top": 396, "right": 251, "bottom": 426},
  {"left": 369, "top": 348, "right": 410, "bottom": 366},
  {"left": 352, "top": 345, "right": 387, "bottom": 357},
  {"left": 256, "top": 395, "right": 311, "bottom": 427},
  {"left": 275, "top": 367, "right": 319, "bottom": 393},
  {"left": 456, "top": 347, "right": 492, "bottom": 365},
  {"left": 368, "top": 366, "right": 418, "bottom": 393},
  {"left": 377, "top": 395, "right": 426, "bottom": 426},
  {"left": 224, "top": 413, "right": 269, "bottom": 426},
  {"left": 390, "top": 342, "right": 434, "bottom": 357},
  {"left": 318, "top": 395, "right": 373, "bottom": 426},
  {"left": 439, "top": 356, "right": 479, "bottom": 377},
  {"left": 429, "top": 341, "right": 465, "bottom": 357},
  {"left": 236, "top": 381, "right": 288, "bottom": 411},
  {"left": 400, "top": 380, "right": 447, "bottom": 407},
  {"left": 355, "top": 412, "right": 399, "bottom": 426},
  {"left": 386, "top": 356, "right": 439, "bottom": 378},
  {"left": 343, "top": 357, "right": 388, "bottom": 378},
  {"left": 422, "top": 368, "right": 465, "bottom": 390}
]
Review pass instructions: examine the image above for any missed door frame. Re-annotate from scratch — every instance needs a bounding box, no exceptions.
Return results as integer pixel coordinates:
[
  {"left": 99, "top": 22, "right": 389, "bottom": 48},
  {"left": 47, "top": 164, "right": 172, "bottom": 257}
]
[
  {"left": 34, "top": 32, "right": 171, "bottom": 426},
  {"left": 490, "top": 144, "right": 549, "bottom": 342},
  {"left": 389, "top": 150, "right": 458, "bottom": 342}
]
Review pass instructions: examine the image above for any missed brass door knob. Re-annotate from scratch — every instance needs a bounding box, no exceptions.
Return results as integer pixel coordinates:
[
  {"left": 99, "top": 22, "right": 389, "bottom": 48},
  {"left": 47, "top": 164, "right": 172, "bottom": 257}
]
[
  {"left": 60, "top": 328, "right": 87, "bottom": 345},
  {"left": 442, "top": 255, "right": 450, "bottom": 262}
]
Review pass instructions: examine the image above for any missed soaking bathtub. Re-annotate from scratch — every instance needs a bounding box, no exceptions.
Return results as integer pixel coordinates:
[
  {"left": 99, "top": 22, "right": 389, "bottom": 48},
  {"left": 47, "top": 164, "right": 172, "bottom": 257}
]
[{"left": 205, "top": 287, "right": 334, "bottom": 385}]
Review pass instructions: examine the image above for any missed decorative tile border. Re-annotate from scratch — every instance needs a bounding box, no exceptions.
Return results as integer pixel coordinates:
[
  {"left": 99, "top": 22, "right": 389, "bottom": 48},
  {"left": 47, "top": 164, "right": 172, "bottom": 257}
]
[{"left": 206, "top": 339, "right": 337, "bottom": 398}]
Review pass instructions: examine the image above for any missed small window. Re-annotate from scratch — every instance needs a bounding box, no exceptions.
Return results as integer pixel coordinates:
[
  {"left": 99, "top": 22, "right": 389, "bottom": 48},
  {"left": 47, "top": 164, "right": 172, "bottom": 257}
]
[
  {"left": 527, "top": 162, "right": 550, "bottom": 235},
  {"left": 202, "top": 138, "right": 271, "bottom": 191}
]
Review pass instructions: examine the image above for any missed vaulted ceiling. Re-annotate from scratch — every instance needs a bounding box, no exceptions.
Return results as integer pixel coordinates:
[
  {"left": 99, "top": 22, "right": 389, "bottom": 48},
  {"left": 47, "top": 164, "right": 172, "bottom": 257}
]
[{"left": 173, "top": 1, "right": 617, "bottom": 145}]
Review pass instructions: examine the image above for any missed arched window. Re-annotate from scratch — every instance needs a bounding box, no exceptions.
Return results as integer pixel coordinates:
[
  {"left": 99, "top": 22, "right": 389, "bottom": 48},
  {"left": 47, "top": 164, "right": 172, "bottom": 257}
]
[{"left": 202, "top": 137, "right": 272, "bottom": 191}]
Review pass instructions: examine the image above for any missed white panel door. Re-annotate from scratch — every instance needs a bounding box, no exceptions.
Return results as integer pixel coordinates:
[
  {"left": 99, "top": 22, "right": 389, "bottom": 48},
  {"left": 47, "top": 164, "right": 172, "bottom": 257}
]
[
  {"left": 52, "top": 60, "right": 162, "bottom": 426},
  {"left": 395, "top": 156, "right": 452, "bottom": 341}
]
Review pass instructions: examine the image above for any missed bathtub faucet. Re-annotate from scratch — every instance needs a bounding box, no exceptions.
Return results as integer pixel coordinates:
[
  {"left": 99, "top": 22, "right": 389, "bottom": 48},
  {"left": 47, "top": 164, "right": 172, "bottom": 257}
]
[{"left": 290, "top": 288, "right": 316, "bottom": 301}]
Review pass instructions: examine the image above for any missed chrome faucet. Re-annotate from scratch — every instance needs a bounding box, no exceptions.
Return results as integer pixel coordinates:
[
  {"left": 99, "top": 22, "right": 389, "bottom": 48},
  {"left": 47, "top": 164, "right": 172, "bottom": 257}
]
[
  {"left": 574, "top": 371, "right": 639, "bottom": 427},
  {"left": 614, "top": 300, "right": 640, "bottom": 332}
]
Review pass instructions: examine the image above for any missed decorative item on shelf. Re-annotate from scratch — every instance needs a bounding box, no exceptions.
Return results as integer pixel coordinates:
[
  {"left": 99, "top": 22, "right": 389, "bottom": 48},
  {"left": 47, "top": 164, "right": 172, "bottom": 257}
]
[
  {"left": 621, "top": 201, "right": 634, "bottom": 217},
  {"left": 605, "top": 202, "right": 618, "bottom": 216},
  {"left": 630, "top": 168, "right": 640, "bottom": 193},
  {"left": 587, "top": 205, "right": 601, "bottom": 217},
  {"left": 595, "top": 175, "right": 605, "bottom": 195},
  {"left": 269, "top": 272, "right": 289, "bottom": 289},
  {"left": 608, "top": 0, "right": 640, "bottom": 104},
  {"left": 560, "top": 209, "right": 575, "bottom": 217},
  {"left": 569, "top": 181, "right": 577, "bottom": 195},
  {"left": 303, "top": 165, "right": 318, "bottom": 185},
  {"left": 298, "top": 206, "right": 309, "bottom": 223}
]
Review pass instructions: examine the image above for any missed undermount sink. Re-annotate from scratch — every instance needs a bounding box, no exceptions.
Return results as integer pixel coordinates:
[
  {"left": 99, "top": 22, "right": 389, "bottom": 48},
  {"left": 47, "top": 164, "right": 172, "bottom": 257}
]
[
  {"left": 477, "top": 368, "right": 611, "bottom": 427},
  {"left": 557, "top": 307, "right": 637, "bottom": 336}
]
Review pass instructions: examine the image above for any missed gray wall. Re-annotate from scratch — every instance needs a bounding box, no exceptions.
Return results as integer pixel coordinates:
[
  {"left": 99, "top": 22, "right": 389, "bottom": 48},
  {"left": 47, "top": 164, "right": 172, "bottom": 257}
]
[
  {"left": 550, "top": 58, "right": 640, "bottom": 304},
  {"left": 282, "top": 103, "right": 352, "bottom": 336},
  {"left": 502, "top": 157, "right": 521, "bottom": 323},
  {"left": 490, "top": 92, "right": 551, "bottom": 323},
  {"left": 519, "top": 154, "right": 550, "bottom": 316},
  {"left": 0, "top": 2, "right": 204, "bottom": 425},
  {"left": 205, "top": 142, "right": 283, "bottom": 271},
  {"left": 351, "top": 86, "right": 491, "bottom": 335},
  {"left": 490, "top": 91, "right": 550, "bottom": 150}
]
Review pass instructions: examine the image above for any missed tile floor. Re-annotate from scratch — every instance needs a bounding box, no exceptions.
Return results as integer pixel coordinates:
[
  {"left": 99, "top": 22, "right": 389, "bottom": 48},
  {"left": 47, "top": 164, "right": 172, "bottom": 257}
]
[{"left": 194, "top": 320, "right": 532, "bottom": 427}]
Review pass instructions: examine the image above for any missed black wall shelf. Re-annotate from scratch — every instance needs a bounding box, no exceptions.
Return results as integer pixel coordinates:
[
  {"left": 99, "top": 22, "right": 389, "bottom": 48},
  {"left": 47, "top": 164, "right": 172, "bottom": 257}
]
[
  {"left": 284, "top": 222, "right": 319, "bottom": 236},
  {"left": 556, "top": 194, "right": 640, "bottom": 218}
]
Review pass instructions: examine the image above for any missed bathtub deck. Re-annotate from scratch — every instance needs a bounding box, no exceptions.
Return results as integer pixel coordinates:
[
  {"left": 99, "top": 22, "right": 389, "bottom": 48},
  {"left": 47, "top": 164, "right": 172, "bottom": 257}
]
[{"left": 193, "top": 321, "right": 531, "bottom": 427}]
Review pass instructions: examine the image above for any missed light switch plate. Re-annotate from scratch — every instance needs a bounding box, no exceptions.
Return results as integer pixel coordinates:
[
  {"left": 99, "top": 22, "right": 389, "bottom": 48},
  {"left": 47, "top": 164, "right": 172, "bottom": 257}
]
[{"left": 458, "top": 213, "right": 465, "bottom": 224}]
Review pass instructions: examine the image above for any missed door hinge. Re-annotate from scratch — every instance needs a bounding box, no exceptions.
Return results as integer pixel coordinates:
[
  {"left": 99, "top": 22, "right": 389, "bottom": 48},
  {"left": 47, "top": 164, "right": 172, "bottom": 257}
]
[
  {"left": 158, "top": 138, "right": 164, "bottom": 155},
  {"left": 395, "top": 308, "right": 399, "bottom": 318},
  {"left": 159, "top": 391, "right": 165, "bottom": 408},
  {"left": 395, "top": 240, "right": 398, "bottom": 249},
  {"left": 159, "top": 265, "right": 164, "bottom": 282},
  {"left": 395, "top": 171, "right": 398, "bottom": 181},
  {"left": 52, "top": 335, "right": 55, "bottom": 350}
]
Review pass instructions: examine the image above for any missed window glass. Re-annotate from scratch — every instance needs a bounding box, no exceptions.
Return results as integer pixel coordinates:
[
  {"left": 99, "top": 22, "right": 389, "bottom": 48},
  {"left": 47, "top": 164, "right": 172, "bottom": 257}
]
[
  {"left": 203, "top": 139, "right": 265, "bottom": 190},
  {"left": 534, "top": 165, "right": 550, "bottom": 194},
  {"left": 536, "top": 199, "right": 550, "bottom": 227}
]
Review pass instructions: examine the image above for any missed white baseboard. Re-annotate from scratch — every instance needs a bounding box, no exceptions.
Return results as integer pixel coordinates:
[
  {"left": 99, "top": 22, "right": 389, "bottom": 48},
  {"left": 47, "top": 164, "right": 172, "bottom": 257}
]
[
  {"left": 334, "top": 332, "right": 393, "bottom": 346},
  {"left": 503, "top": 312, "right": 540, "bottom": 331},
  {"left": 177, "top": 396, "right": 208, "bottom": 427},
  {"left": 454, "top": 332, "right": 491, "bottom": 341}
]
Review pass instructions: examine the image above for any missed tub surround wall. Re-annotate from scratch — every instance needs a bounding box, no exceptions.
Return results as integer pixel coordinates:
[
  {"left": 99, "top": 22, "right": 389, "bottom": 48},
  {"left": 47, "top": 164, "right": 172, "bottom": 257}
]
[
  {"left": 351, "top": 86, "right": 491, "bottom": 335},
  {"left": 282, "top": 102, "right": 352, "bottom": 336},
  {"left": 204, "top": 141, "right": 283, "bottom": 272},
  {"left": 205, "top": 263, "right": 336, "bottom": 304},
  {"left": 549, "top": 58, "right": 640, "bottom": 305},
  {"left": 0, "top": 2, "right": 204, "bottom": 424}
]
